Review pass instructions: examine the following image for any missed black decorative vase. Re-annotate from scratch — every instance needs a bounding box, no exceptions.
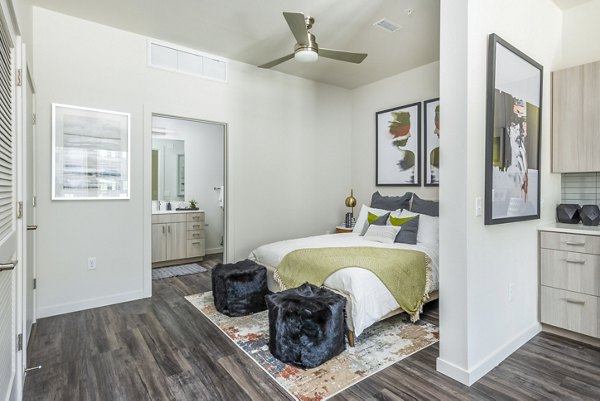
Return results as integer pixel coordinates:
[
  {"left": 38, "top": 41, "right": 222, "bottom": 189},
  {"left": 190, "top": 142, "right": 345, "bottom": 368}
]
[
  {"left": 556, "top": 204, "right": 581, "bottom": 224},
  {"left": 579, "top": 205, "right": 600, "bottom": 226}
]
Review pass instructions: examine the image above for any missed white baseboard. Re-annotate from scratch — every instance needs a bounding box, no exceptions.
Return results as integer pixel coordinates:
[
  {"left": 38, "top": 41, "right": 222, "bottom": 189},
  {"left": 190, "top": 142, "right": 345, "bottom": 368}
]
[
  {"left": 37, "top": 289, "right": 145, "bottom": 319},
  {"left": 436, "top": 322, "right": 541, "bottom": 386},
  {"left": 206, "top": 247, "right": 223, "bottom": 255}
]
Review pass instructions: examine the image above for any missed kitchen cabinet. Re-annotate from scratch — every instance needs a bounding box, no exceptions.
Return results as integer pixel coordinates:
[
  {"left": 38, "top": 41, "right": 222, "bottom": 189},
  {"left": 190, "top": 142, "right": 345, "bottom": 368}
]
[
  {"left": 552, "top": 60, "right": 600, "bottom": 172},
  {"left": 538, "top": 226, "right": 600, "bottom": 345}
]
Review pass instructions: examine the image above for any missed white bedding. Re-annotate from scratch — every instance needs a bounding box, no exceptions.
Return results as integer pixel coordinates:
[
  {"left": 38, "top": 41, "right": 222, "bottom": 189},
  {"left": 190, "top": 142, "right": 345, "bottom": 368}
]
[{"left": 248, "top": 232, "right": 439, "bottom": 337}]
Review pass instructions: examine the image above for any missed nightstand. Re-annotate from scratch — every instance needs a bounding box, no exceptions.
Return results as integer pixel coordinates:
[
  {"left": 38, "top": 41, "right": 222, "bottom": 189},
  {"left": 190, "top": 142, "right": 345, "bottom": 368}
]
[{"left": 335, "top": 225, "right": 353, "bottom": 233}]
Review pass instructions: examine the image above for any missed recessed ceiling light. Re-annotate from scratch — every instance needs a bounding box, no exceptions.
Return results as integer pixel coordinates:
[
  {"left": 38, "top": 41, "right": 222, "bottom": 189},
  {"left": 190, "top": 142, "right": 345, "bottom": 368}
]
[
  {"left": 373, "top": 18, "right": 402, "bottom": 33},
  {"left": 405, "top": 8, "right": 414, "bottom": 16}
]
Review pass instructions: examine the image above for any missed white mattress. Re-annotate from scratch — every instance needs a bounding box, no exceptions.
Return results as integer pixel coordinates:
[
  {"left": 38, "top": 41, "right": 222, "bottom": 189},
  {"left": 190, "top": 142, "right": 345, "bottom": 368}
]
[{"left": 249, "top": 233, "right": 439, "bottom": 337}]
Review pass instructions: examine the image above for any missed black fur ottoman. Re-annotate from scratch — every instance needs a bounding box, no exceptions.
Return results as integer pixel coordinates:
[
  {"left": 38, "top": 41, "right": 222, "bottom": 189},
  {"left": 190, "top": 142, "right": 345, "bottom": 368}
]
[
  {"left": 212, "top": 259, "right": 268, "bottom": 317},
  {"left": 265, "top": 283, "right": 346, "bottom": 369}
]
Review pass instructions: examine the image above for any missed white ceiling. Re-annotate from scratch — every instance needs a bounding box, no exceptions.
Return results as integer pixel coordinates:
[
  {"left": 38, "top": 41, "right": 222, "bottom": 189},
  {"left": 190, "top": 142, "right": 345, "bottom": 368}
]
[
  {"left": 31, "top": 0, "right": 440, "bottom": 89},
  {"left": 552, "top": 0, "right": 594, "bottom": 9}
]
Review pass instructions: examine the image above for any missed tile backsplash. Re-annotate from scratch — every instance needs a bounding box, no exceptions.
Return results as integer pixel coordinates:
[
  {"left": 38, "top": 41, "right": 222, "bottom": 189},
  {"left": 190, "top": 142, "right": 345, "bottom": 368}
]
[{"left": 561, "top": 173, "right": 600, "bottom": 206}]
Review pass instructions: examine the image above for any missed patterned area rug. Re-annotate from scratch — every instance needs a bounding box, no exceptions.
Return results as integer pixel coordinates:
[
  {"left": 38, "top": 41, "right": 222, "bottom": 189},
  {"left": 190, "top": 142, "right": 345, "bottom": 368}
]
[
  {"left": 185, "top": 292, "right": 438, "bottom": 401},
  {"left": 152, "top": 263, "right": 207, "bottom": 280}
]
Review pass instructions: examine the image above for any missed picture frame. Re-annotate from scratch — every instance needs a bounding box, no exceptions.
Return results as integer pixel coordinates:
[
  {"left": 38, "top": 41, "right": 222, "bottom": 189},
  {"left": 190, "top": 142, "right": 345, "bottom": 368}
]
[
  {"left": 484, "top": 34, "right": 543, "bottom": 225},
  {"left": 423, "top": 98, "right": 440, "bottom": 186},
  {"left": 52, "top": 103, "right": 131, "bottom": 200},
  {"left": 376, "top": 102, "right": 421, "bottom": 186}
]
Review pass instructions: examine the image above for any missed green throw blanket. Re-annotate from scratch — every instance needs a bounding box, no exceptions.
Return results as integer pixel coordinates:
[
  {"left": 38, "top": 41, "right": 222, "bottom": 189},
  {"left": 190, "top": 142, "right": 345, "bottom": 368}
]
[{"left": 274, "top": 247, "right": 432, "bottom": 322}]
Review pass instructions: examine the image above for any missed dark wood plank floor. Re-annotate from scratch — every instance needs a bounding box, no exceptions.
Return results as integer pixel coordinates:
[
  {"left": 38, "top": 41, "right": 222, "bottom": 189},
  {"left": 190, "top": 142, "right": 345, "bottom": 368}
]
[{"left": 23, "top": 254, "right": 600, "bottom": 400}]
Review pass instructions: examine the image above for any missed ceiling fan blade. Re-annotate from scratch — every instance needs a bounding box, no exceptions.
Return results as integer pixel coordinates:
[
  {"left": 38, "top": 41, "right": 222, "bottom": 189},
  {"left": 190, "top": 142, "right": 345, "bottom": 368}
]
[
  {"left": 258, "top": 53, "right": 295, "bottom": 69},
  {"left": 283, "top": 12, "right": 309, "bottom": 45},
  {"left": 320, "top": 48, "right": 368, "bottom": 64}
]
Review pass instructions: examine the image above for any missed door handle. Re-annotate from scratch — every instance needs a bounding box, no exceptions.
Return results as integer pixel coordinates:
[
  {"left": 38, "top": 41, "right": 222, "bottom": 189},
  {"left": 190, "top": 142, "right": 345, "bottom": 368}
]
[
  {"left": 168, "top": 225, "right": 171, "bottom": 234},
  {"left": 565, "top": 259, "right": 585, "bottom": 264},
  {"left": 564, "top": 241, "right": 585, "bottom": 246},
  {"left": 27, "top": 225, "right": 37, "bottom": 231},
  {"left": 162, "top": 225, "right": 165, "bottom": 234},
  {"left": 0, "top": 260, "right": 18, "bottom": 272},
  {"left": 565, "top": 298, "right": 585, "bottom": 305}
]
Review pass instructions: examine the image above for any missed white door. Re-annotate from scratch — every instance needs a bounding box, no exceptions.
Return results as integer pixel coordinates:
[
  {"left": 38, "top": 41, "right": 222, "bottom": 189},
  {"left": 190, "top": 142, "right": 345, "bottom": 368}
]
[
  {"left": 24, "top": 67, "right": 35, "bottom": 343},
  {"left": 0, "top": 6, "right": 21, "bottom": 401}
]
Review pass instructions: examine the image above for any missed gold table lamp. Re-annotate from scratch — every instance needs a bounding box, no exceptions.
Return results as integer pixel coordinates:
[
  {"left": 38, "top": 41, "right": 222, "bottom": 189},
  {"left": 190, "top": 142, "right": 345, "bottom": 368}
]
[{"left": 345, "top": 189, "right": 357, "bottom": 216}]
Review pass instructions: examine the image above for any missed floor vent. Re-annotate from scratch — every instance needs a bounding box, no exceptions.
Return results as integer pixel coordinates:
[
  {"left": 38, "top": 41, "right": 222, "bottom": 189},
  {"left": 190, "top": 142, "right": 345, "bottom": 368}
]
[
  {"left": 148, "top": 40, "right": 227, "bottom": 83},
  {"left": 373, "top": 18, "right": 402, "bottom": 33}
]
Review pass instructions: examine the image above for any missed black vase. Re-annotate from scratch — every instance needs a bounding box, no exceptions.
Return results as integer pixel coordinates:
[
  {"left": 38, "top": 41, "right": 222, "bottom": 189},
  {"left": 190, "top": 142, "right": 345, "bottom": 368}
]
[
  {"left": 556, "top": 204, "right": 580, "bottom": 224},
  {"left": 579, "top": 205, "right": 600, "bottom": 226}
]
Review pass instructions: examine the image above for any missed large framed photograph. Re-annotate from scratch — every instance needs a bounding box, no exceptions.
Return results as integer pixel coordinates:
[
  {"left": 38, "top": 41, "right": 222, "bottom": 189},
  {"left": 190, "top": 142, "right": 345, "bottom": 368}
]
[
  {"left": 376, "top": 102, "right": 421, "bottom": 186},
  {"left": 485, "top": 34, "right": 543, "bottom": 225},
  {"left": 52, "top": 104, "right": 131, "bottom": 200},
  {"left": 424, "top": 98, "right": 440, "bottom": 186}
]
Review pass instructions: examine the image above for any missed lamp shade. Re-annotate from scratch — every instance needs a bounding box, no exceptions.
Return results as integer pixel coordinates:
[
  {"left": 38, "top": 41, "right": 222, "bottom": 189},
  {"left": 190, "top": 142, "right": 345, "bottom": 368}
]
[{"left": 345, "top": 190, "right": 357, "bottom": 208}]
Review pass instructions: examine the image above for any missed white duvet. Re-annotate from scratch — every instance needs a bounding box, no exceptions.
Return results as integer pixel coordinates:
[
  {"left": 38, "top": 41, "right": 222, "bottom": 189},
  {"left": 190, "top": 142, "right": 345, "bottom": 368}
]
[{"left": 249, "top": 233, "right": 439, "bottom": 337}]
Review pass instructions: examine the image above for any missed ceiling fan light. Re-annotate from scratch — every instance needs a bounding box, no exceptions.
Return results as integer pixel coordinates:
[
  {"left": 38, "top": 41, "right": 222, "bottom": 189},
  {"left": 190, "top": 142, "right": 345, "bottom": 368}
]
[{"left": 295, "top": 48, "right": 318, "bottom": 63}]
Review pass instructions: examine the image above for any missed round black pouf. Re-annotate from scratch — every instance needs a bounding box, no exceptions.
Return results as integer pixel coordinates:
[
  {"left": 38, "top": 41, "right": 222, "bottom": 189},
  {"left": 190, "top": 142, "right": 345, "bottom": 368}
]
[
  {"left": 265, "top": 283, "right": 346, "bottom": 369},
  {"left": 212, "top": 259, "right": 268, "bottom": 317}
]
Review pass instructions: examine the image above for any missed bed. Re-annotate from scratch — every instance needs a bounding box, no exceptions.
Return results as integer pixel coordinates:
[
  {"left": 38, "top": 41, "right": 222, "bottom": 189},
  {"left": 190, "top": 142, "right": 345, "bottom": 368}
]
[{"left": 249, "top": 229, "right": 439, "bottom": 346}]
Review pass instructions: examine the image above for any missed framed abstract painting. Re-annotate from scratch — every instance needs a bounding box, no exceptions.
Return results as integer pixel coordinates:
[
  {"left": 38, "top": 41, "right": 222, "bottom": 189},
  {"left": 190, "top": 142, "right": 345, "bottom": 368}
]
[
  {"left": 423, "top": 98, "right": 440, "bottom": 186},
  {"left": 376, "top": 102, "right": 421, "bottom": 186},
  {"left": 485, "top": 34, "right": 543, "bottom": 225},
  {"left": 52, "top": 104, "right": 131, "bottom": 200}
]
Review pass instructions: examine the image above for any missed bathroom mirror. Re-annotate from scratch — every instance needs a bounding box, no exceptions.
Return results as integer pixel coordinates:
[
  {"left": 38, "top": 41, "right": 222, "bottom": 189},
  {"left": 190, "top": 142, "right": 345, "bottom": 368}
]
[{"left": 152, "top": 138, "right": 185, "bottom": 201}]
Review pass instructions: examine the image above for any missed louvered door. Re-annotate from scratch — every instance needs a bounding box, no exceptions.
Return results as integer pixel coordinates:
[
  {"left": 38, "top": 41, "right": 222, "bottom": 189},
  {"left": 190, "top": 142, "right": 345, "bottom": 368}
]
[{"left": 0, "top": 7, "right": 18, "bottom": 401}]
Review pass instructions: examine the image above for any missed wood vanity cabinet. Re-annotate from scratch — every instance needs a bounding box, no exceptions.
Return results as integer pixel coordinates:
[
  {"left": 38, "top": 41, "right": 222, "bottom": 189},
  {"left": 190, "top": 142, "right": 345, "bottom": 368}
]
[
  {"left": 152, "top": 212, "right": 205, "bottom": 267},
  {"left": 552, "top": 60, "right": 600, "bottom": 172}
]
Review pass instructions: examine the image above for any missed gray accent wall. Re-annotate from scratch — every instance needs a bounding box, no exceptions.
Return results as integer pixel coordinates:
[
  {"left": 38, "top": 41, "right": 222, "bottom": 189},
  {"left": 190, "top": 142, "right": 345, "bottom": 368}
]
[{"left": 561, "top": 173, "right": 600, "bottom": 206}]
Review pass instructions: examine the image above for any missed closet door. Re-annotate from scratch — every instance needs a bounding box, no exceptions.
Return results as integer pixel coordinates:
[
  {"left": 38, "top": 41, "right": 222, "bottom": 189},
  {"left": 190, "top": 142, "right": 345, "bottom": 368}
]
[{"left": 0, "top": 7, "right": 19, "bottom": 400}]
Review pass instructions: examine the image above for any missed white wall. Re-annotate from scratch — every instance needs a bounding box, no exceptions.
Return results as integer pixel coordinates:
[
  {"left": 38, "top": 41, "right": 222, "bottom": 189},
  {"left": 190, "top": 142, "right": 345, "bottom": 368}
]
[
  {"left": 437, "top": 0, "right": 562, "bottom": 385},
  {"left": 152, "top": 117, "right": 225, "bottom": 254},
  {"left": 351, "top": 62, "right": 440, "bottom": 204},
  {"left": 9, "top": 0, "right": 33, "bottom": 64},
  {"left": 561, "top": 0, "right": 600, "bottom": 69},
  {"left": 33, "top": 7, "right": 352, "bottom": 317}
]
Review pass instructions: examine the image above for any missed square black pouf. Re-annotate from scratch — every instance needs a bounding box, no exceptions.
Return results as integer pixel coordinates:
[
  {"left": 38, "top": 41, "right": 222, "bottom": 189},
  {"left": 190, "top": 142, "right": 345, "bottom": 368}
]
[
  {"left": 265, "top": 283, "right": 346, "bottom": 369},
  {"left": 212, "top": 259, "right": 268, "bottom": 317}
]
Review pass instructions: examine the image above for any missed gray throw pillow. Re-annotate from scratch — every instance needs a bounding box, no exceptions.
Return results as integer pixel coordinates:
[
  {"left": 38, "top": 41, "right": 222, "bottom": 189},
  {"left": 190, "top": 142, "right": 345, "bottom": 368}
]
[
  {"left": 410, "top": 194, "right": 439, "bottom": 217},
  {"left": 371, "top": 191, "right": 413, "bottom": 211},
  {"left": 395, "top": 215, "right": 420, "bottom": 245},
  {"left": 361, "top": 212, "right": 390, "bottom": 235}
]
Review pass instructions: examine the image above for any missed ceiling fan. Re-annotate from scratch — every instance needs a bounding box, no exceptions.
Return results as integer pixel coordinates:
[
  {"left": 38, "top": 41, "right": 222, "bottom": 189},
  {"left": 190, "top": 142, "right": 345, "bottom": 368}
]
[{"left": 258, "top": 12, "right": 368, "bottom": 69}]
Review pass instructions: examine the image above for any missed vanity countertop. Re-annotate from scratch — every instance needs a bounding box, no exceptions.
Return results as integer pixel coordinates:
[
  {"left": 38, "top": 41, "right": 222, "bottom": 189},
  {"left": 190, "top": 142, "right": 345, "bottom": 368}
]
[
  {"left": 152, "top": 209, "right": 204, "bottom": 215},
  {"left": 537, "top": 222, "right": 600, "bottom": 236}
]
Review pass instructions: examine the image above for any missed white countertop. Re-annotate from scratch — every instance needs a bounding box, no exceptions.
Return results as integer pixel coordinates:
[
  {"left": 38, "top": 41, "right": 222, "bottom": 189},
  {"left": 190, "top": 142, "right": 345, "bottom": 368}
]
[
  {"left": 152, "top": 209, "right": 204, "bottom": 215},
  {"left": 538, "top": 222, "right": 600, "bottom": 236}
]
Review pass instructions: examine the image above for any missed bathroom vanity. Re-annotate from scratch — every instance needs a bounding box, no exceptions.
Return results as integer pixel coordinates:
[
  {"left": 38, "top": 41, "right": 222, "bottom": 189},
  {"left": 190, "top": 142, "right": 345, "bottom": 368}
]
[{"left": 152, "top": 210, "right": 205, "bottom": 267}]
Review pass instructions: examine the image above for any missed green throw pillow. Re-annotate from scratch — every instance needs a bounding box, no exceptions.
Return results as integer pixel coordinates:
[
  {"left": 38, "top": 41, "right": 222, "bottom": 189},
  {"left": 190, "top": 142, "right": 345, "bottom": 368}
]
[
  {"left": 389, "top": 215, "right": 420, "bottom": 245},
  {"left": 368, "top": 211, "right": 388, "bottom": 224},
  {"left": 389, "top": 215, "right": 416, "bottom": 226}
]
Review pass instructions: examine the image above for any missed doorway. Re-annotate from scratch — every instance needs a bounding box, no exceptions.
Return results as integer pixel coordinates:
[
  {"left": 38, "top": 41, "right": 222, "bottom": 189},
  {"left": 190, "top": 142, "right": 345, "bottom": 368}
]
[{"left": 150, "top": 114, "right": 227, "bottom": 268}]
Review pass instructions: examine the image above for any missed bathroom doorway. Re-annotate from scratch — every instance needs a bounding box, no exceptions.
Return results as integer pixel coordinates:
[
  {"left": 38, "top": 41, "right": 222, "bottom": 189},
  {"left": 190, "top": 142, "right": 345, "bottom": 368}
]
[{"left": 150, "top": 114, "right": 227, "bottom": 267}]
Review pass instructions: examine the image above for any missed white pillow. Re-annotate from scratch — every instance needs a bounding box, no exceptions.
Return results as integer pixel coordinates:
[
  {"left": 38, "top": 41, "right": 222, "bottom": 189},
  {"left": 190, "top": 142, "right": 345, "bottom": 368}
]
[
  {"left": 363, "top": 224, "right": 401, "bottom": 244},
  {"left": 352, "top": 204, "right": 392, "bottom": 234},
  {"left": 395, "top": 210, "right": 439, "bottom": 246}
]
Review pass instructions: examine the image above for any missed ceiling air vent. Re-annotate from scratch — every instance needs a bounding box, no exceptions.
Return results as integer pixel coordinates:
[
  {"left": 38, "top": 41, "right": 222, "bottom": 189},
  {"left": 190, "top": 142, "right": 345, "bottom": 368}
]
[
  {"left": 148, "top": 39, "right": 227, "bottom": 83},
  {"left": 373, "top": 18, "right": 402, "bottom": 33}
]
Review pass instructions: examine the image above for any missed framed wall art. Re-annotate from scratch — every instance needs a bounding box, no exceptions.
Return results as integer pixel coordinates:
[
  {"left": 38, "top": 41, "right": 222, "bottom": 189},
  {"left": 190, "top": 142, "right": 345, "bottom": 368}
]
[
  {"left": 376, "top": 102, "right": 421, "bottom": 186},
  {"left": 52, "top": 103, "right": 131, "bottom": 200},
  {"left": 423, "top": 98, "right": 440, "bottom": 186},
  {"left": 484, "top": 34, "right": 543, "bottom": 225}
]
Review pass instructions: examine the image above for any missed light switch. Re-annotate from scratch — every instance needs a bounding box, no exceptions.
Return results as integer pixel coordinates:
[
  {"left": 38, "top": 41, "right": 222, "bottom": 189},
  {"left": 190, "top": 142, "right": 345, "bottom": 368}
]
[{"left": 475, "top": 197, "right": 483, "bottom": 217}]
